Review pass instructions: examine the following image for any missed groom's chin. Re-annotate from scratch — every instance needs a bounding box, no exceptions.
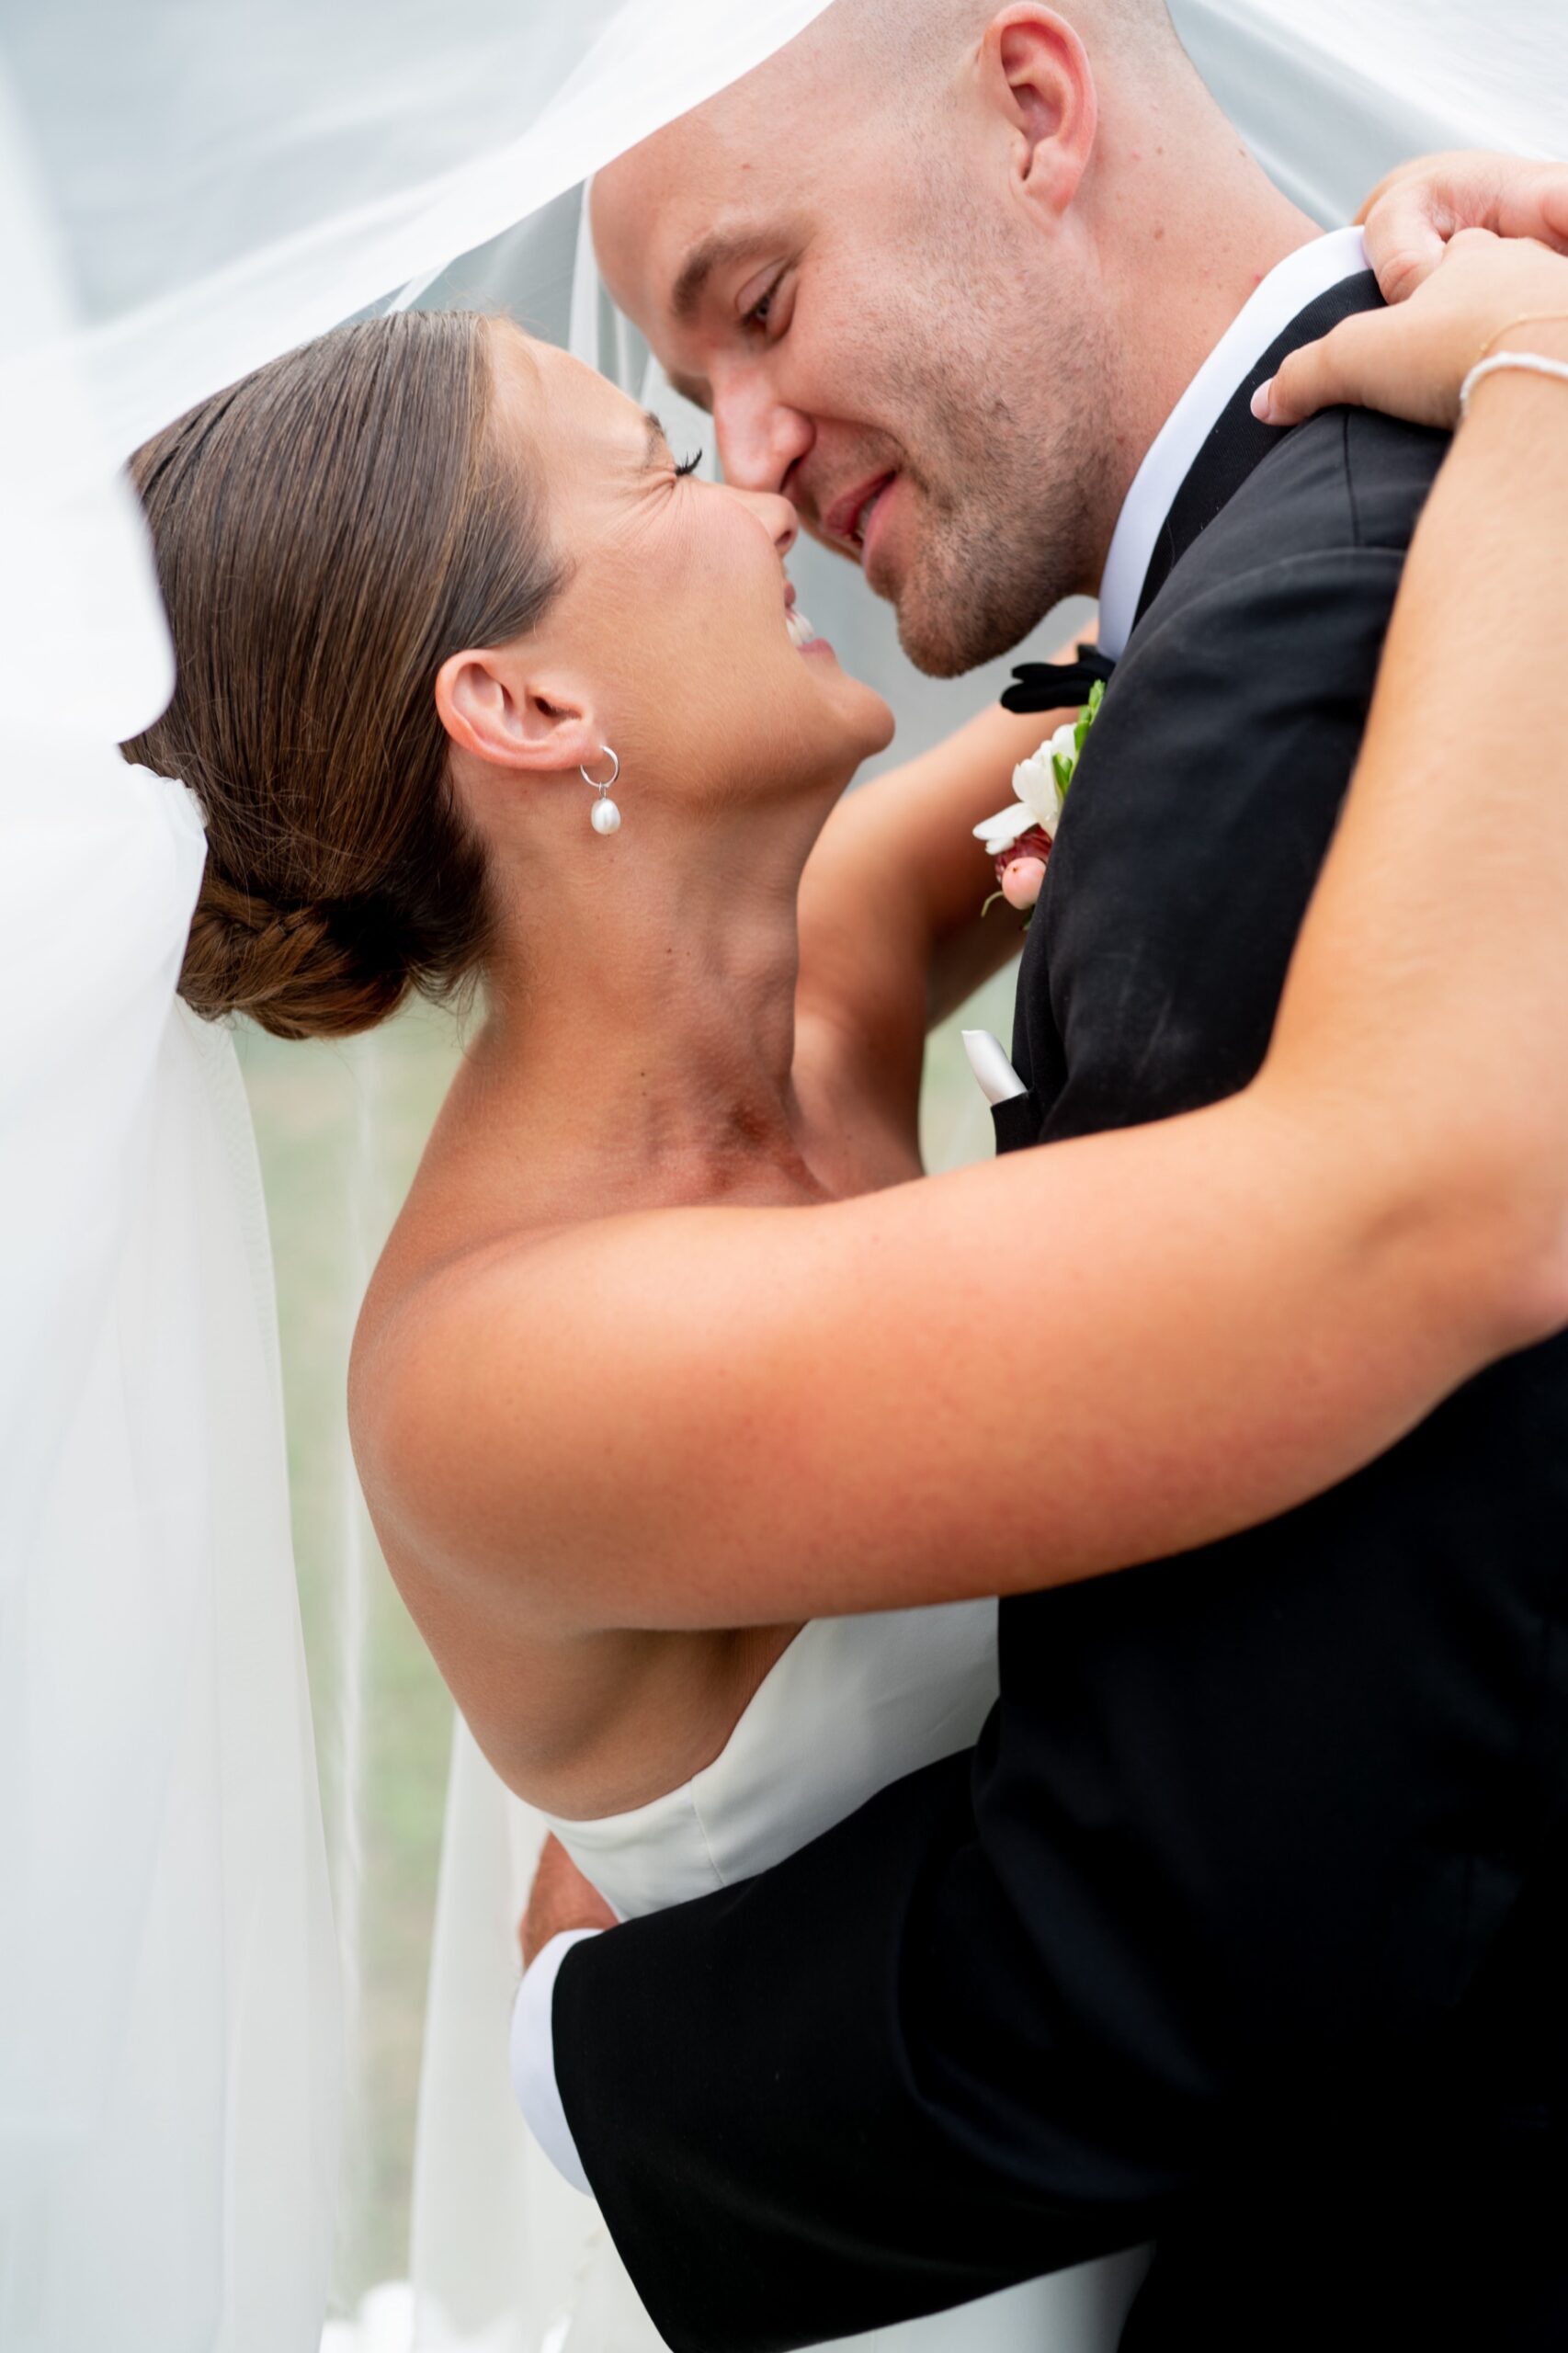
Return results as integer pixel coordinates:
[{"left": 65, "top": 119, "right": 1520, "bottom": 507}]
[{"left": 893, "top": 586, "right": 1034, "bottom": 682}]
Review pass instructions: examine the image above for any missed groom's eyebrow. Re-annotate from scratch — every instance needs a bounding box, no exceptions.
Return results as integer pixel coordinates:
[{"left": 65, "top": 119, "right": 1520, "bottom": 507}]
[{"left": 670, "top": 232, "right": 757, "bottom": 324}]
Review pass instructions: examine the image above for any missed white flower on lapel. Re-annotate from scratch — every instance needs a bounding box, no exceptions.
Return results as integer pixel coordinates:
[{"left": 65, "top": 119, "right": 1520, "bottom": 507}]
[
  {"left": 972, "top": 720, "right": 1078, "bottom": 857},
  {"left": 972, "top": 680, "right": 1107, "bottom": 917}
]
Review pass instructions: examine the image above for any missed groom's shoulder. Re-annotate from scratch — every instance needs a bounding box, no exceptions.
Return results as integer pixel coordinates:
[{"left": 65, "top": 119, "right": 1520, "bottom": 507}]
[
  {"left": 1241, "top": 400, "right": 1449, "bottom": 555},
  {"left": 1090, "top": 404, "right": 1451, "bottom": 779},
  {"left": 1158, "top": 404, "right": 1449, "bottom": 627}
]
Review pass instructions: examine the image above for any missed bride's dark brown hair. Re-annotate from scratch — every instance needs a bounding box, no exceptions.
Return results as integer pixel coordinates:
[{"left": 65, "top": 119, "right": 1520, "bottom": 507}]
[{"left": 123, "top": 311, "right": 562, "bottom": 1040}]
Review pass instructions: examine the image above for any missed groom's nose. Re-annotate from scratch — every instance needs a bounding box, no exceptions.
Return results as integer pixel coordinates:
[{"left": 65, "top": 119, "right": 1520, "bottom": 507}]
[{"left": 713, "top": 369, "right": 814, "bottom": 504}]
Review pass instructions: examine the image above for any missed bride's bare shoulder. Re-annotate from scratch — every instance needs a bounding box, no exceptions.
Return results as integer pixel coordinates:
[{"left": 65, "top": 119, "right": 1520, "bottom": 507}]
[
  {"left": 350, "top": 1203, "right": 797, "bottom": 1812},
  {"left": 351, "top": 1196, "right": 614, "bottom": 1490},
  {"left": 351, "top": 1058, "right": 627, "bottom": 1455}
]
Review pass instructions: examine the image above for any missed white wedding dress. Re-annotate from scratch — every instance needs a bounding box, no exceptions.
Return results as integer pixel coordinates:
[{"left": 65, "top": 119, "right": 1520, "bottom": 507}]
[{"left": 506, "top": 1604, "right": 1151, "bottom": 2353}]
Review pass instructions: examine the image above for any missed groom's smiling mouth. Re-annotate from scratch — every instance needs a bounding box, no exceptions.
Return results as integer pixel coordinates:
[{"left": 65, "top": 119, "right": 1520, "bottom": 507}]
[{"left": 824, "top": 472, "right": 899, "bottom": 569}]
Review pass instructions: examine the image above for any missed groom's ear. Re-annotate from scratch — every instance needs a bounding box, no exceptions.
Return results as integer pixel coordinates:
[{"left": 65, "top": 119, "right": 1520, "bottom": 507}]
[
  {"left": 435, "top": 647, "right": 602, "bottom": 779},
  {"left": 980, "top": 7, "right": 1098, "bottom": 222}
]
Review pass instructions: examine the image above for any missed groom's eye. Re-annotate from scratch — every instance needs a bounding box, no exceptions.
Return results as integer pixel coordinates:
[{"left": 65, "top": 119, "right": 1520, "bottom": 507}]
[{"left": 743, "top": 271, "right": 787, "bottom": 335}]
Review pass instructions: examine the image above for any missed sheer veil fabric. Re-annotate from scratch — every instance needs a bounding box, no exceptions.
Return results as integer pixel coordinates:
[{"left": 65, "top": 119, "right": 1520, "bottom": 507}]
[
  {"left": 0, "top": 2, "right": 1563, "bottom": 2350},
  {"left": 0, "top": 11, "right": 835, "bottom": 2350}
]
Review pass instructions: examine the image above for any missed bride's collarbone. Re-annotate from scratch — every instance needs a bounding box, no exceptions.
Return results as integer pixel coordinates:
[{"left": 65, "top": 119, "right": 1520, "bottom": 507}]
[
  {"left": 401, "top": 1117, "right": 892, "bottom": 1265},
  {"left": 387, "top": 1025, "right": 916, "bottom": 1290}
]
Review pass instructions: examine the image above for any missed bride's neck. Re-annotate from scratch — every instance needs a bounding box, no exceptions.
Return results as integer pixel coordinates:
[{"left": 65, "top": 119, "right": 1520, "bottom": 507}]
[{"left": 467, "top": 792, "right": 831, "bottom": 1207}]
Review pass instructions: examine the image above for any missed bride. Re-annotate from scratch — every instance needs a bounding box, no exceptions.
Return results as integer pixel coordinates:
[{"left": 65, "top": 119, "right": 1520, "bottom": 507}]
[{"left": 126, "top": 222, "right": 1568, "bottom": 2348}]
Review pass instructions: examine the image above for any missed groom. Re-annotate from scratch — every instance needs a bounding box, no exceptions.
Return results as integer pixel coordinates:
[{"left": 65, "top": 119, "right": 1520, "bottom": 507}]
[{"left": 515, "top": 6, "right": 1568, "bottom": 2347}]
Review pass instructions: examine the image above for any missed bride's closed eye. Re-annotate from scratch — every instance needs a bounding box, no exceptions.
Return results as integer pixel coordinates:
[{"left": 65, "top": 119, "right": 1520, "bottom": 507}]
[{"left": 675, "top": 450, "right": 703, "bottom": 478}]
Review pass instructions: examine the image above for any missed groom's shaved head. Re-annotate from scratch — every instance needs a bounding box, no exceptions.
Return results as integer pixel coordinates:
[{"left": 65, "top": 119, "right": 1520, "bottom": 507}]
[
  {"left": 594, "top": 0, "right": 1278, "bottom": 674},
  {"left": 846, "top": 0, "right": 1186, "bottom": 78},
  {"left": 796, "top": 0, "right": 1187, "bottom": 83}
]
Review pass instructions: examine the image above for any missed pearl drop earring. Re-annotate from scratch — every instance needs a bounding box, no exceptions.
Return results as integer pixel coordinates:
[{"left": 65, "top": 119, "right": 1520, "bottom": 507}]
[{"left": 582, "top": 746, "right": 622, "bottom": 835}]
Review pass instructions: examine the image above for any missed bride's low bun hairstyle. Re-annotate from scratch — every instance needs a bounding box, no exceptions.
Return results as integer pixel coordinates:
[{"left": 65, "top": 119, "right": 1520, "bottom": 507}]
[
  {"left": 178, "top": 875, "right": 407, "bottom": 1041},
  {"left": 123, "top": 311, "right": 562, "bottom": 1040}
]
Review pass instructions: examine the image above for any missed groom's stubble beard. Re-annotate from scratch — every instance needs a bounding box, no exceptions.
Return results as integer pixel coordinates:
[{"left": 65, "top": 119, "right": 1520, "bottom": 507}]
[
  {"left": 886, "top": 361, "right": 1110, "bottom": 679},
  {"left": 847, "top": 210, "right": 1119, "bottom": 679}
]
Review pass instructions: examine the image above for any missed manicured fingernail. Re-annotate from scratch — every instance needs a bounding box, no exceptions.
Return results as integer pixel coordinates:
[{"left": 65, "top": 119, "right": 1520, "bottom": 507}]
[{"left": 1250, "top": 379, "right": 1276, "bottom": 424}]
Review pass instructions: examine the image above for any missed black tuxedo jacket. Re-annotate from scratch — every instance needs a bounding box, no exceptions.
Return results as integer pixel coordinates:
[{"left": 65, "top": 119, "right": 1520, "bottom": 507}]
[{"left": 554, "top": 278, "right": 1568, "bottom": 2353}]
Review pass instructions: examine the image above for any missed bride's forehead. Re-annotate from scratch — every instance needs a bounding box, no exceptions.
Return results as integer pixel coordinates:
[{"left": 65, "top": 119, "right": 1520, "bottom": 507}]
[
  {"left": 486, "top": 329, "right": 648, "bottom": 505},
  {"left": 492, "top": 328, "right": 633, "bottom": 432}
]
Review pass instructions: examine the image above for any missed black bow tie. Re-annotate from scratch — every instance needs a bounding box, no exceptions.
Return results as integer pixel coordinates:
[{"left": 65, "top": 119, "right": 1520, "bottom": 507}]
[{"left": 1000, "top": 642, "right": 1117, "bottom": 715}]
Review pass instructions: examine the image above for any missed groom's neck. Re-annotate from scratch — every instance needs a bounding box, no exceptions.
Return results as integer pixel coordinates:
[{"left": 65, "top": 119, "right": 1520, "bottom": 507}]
[{"left": 1085, "top": 97, "right": 1324, "bottom": 566}]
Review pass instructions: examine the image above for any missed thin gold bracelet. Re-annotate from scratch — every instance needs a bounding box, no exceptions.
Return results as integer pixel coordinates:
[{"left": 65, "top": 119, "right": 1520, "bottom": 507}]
[{"left": 1473, "top": 311, "right": 1568, "bottom": 367}]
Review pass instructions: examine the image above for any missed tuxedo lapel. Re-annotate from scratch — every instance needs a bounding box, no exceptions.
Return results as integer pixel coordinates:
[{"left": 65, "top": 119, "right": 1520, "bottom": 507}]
[
  {"left": 1006, "top": 269, "right": 1395, "bottom": 1124},
  {"left": 1132, "top": 270, "right": 1384, "bottom": 631}
]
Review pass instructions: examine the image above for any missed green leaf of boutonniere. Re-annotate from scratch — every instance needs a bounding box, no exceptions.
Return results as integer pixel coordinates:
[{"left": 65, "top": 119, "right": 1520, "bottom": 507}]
[
  {"left": 1058, "top": 676, "right": 1106, "bottom": 803},
  {"left": 1074, "top": 677, "right": 1106, "bottom": 759}
]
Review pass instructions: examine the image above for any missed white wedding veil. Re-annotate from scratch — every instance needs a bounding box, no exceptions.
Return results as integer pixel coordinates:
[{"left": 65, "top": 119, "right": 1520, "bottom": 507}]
[
  {"left": 0, "top": 12, "right": 835, "bottom": 2351},
  {"left": 0, "top": 2, "right": 1562, "bottom": 2349}
]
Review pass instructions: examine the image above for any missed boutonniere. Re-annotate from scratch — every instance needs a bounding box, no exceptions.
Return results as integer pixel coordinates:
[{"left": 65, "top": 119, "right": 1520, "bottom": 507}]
[{"left": 974, "top": 678, "right": 1105, "bottom": 916}]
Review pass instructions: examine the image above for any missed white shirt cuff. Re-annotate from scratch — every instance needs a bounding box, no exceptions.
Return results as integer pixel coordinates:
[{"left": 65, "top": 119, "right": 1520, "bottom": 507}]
[{"left": 510, "top": 1927, "right": 602, "bottom": 2194}]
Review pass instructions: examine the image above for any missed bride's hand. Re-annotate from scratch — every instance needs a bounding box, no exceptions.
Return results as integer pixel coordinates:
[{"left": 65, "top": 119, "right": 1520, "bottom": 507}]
[
  {"left": 1360, "top": 150, "right": 1568, "bottom": 304},
  {"left": 1253, "top": 228, "right": 1568, "bottom": 431}
]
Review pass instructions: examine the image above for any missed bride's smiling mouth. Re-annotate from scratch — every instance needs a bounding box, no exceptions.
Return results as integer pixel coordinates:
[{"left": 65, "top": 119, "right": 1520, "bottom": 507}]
[
  {"left": 824, "top": 472, "right": 899, "bottom": 568},
  {"left": 784, "top": 575, "right": 833, "bottom": 658}
]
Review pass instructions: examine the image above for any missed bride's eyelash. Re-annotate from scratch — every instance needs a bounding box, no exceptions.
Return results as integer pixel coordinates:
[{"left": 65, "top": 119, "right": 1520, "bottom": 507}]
[{"left": 675, "top": 450, "right": 703, "bottom": 478}]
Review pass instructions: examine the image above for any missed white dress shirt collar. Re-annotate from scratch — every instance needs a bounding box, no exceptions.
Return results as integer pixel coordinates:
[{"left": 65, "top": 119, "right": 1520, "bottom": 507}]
[{"left": 1096, "top": 225, "right": 1370, "bottom": 659}]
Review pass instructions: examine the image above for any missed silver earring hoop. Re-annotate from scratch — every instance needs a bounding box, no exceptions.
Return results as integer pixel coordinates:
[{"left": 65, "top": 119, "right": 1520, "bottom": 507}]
[{"left": 581, "top": 746, "right": 622, "bottom": 836}]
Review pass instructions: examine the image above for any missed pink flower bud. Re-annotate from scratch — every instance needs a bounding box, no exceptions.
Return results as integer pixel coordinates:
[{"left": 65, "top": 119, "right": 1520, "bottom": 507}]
[
  {"left": 990, "top": 824, "right": 1052, "bottom": 884},
  {"left": 1000, "top": 855, "right": 1048, "bottom": 912}
]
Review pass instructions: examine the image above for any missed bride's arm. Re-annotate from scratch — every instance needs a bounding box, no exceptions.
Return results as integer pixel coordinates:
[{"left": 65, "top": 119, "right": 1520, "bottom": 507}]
[
  {"left": 361, "top": 240, "right": 1568, "bottom": 1630},
  {"left": 790, "top": 640, "right": 1088, "bottom": 1140}
]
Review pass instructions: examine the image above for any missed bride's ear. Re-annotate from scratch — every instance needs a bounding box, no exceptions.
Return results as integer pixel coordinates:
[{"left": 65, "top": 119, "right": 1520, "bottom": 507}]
[{"left": 436, "top": 647, "right": 601, "bottom": 777}]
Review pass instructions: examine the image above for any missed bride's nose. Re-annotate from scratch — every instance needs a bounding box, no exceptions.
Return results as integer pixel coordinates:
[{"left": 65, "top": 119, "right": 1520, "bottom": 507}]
[{"left": 731, "top": 485, "right": 799, "bottom": 563}]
